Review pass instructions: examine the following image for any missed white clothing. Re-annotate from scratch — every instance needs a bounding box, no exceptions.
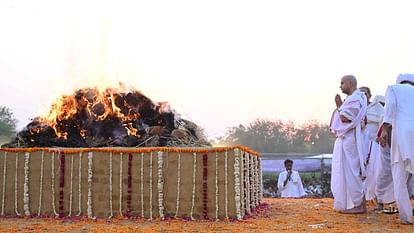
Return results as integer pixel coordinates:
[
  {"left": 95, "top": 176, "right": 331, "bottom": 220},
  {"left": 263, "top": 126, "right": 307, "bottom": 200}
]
[
  {"left": 375, "top": 145, "right": 394, "bottom": 204},
  {"left": 331, "top": 89, "right": 367, "bottom": 210},
  {"left": 383, "top": 82, "right": 414, "bottom": 223},
  {"left": 364, "top": 141, "right": 381, "bottom": 201},
  {"left": 364, "top": 101, "right": 384, "bottom": 200},
  {"left": 396, "top": 73, "right": 414, "bottom": 84},
  {"left": 277, "top": 170, "right": 306, "bottom": 198},
  {"left": 365, "top": 102, "right": 384, "bottom": 140},
  {"left": 392, "top": 157, "right": 413, "bottom": 223},
  {"left": 372, "top": 95, "right": 385, "bottom": 105},
  {"left": 383, "top": 84, "right": 414, "bottom": 172}
]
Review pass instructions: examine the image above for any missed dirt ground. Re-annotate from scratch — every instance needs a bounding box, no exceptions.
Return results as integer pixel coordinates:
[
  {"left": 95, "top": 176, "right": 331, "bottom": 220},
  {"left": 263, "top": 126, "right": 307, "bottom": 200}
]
[{"left": 0, "top": 198, "right": 413, "bottom": 232}]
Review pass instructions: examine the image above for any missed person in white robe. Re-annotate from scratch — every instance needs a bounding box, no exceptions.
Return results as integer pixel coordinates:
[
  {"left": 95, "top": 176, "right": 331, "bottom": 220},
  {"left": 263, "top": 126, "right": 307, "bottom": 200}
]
[
  {"left": 359, "top": 87, "right": 384, "bottom": 201},
  {"left": 277, "top": 159, "right": 306, "bottom": 198},
  {"left": 330, "top": 75, "right": 367, "bottom": 213},
  {"left": 375, "top": 143, "right": 395, "bottom": 208},
  {"left": 370, "top": 95, "right": 395, "bottom": 210},
  {"left": 379, "top": 73, "right": 414, "bottom": 224}
]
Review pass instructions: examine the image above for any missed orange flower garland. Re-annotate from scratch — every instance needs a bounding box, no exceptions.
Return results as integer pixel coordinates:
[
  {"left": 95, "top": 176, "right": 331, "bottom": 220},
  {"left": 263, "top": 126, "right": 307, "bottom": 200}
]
[{"left": 0, "top": 145, "right": 260, "bottom": 157}]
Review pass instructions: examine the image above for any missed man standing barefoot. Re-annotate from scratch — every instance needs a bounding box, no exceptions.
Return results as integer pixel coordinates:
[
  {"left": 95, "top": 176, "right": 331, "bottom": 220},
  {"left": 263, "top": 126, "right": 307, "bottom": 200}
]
[{"left": 330, "top": 75, "right": 367, "bottom": 214}]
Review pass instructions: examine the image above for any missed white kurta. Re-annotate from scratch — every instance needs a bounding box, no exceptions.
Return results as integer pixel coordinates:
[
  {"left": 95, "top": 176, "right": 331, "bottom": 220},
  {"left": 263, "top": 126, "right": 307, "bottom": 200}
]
[
  {"left": 384, "top": 84, "right": 414, "bottom": 171},
  {"left": 277, "top": 170, "right": 306, "bottom": 198},
  {"left": 330, "top": 89, "right": 367, "bottom": 211},
  {"left": 383, "top": 83, "right": 414, "bottom": 223},
  {"left": 364, "top": 102, "right": 384, "bottom": 200}
]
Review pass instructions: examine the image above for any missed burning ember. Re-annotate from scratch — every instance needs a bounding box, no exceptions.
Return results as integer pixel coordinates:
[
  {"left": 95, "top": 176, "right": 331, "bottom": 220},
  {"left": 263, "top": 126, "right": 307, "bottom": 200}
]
[{"left": 2, "top": 86, "right": 210, "bottom": 148}]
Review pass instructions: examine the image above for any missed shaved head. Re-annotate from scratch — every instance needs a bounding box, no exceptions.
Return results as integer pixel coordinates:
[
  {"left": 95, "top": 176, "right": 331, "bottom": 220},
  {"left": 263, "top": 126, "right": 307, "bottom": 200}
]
[
  {"left": 340, "top": 75, "right": 358, "bottom": 95},
  {"left": 342, "top": 75, "right": 357, "bottom": 86}
]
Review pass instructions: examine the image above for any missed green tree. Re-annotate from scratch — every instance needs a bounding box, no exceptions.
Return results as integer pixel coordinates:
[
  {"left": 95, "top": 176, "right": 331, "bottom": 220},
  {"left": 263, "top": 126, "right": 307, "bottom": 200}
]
[
  {"left": 218, "top": 119, "right": 294, "bottom": 152},
  {"left": 218, "top": 118, "right": 335, "bottom": 153},
  {"left": 0, "top": 106, "right": 17, "bottom": 138},
  {"left": 293, "top": 120, "right": 335, "bottom": 153}
]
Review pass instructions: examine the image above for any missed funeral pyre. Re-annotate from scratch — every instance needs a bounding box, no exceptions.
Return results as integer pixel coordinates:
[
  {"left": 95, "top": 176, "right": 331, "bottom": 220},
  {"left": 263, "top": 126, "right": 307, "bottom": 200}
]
[{"left": 2, "top": 86, "right": 210, "bottom": 148}]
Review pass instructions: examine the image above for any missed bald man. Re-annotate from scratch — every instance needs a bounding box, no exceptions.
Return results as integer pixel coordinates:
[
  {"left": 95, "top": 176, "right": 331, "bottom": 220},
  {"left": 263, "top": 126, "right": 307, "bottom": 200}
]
[{"left": 331, "top": 75, "right": 367, "bottom": 213}]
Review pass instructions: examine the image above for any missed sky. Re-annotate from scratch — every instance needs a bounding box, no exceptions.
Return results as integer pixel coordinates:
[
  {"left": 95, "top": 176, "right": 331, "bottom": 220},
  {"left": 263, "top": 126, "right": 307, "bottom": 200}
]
[{"left": 0, "top": 0, "right": 413, "bottom": 138}]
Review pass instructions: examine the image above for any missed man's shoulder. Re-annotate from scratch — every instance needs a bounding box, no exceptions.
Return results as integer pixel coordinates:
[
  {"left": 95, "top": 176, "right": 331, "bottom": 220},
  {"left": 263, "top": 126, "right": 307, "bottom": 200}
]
[
  {"left": 344, "top": 90, "right": 364, "bottom": 105},
  {"left": 389, "top": 84, "right": 414, "bottom": 97}
]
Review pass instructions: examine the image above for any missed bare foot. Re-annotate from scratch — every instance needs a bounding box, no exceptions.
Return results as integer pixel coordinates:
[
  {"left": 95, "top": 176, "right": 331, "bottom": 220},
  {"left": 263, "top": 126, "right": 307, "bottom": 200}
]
[{"left": 339, "top": 203, "right": 366, "bottom": 214}]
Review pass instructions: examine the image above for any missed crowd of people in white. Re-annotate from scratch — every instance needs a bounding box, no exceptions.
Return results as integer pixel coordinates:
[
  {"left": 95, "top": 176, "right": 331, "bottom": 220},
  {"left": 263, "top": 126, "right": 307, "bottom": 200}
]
[{"left": 330, "top": 74, "right": 414, "bottom": 225}]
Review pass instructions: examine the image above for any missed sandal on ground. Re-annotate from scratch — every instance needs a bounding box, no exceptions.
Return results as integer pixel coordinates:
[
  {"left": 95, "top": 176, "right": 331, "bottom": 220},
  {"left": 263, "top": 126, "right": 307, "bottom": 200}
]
[
  {"left": 383, "top": 206, "right": 398, "bottom": 215},
  {"left": 373, "top": 204, "right": 384, "bottom": 211}
]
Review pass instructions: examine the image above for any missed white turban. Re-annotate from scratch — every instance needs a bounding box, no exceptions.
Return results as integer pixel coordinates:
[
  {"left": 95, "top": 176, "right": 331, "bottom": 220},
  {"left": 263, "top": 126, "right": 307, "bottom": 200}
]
[
  {"left": 396, "top": 73, "right": 414, "bottom": 84},
  {"left": 372, "top": 95, "right": 385, "bottom": 104}
]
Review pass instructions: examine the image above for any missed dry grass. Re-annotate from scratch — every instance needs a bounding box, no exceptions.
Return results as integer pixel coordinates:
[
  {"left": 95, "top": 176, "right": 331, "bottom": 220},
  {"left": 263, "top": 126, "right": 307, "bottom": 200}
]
[{"left": 0, "top": 198, "right": 412, "bottom": 232}]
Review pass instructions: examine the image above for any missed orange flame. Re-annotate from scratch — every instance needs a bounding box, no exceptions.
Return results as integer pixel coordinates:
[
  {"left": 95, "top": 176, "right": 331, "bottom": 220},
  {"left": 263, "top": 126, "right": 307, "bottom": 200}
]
[{"left": 39, "top": 86, "right": 142, "bottom": 139}]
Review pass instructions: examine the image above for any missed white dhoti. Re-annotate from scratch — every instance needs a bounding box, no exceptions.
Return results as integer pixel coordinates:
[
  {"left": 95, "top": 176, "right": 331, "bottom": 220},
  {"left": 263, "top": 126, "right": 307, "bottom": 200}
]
[
  {"left": 364, "top": 102, "right": 384, "bottom": 201},
  {"left": 331, "top": 130, "right": 365, "bottom": 210},
  {"left": 375, "top": 145, "right": 394, "bottom": 204},
  {"left": 364, "top": 140, "right": 381, "bottom": 201},
  {"left": 392, "top": 153, "right": 413, "bottom": 223}
]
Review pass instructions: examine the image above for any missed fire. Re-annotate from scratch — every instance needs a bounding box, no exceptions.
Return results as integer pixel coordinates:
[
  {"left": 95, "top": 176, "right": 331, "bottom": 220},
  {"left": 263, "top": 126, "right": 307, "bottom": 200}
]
[
  {"left": 2, "top": 84, "right": 211, "bottom": 148},
  {"left": 23, "top": 84, "right": 164, "bottom": 147},
  {"left": 38, "top": 86, "right": 152, "bottom": 140}
]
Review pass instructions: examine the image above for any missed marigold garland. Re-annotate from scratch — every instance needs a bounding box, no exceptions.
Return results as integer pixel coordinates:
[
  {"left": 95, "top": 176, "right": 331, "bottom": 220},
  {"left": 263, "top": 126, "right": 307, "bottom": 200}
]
[
  {"left": 108, "top": 152, "right": 113, "bottom": 219},
  {"left": 239, "top": 151, "right": 245, "bottom": 215},
  {"left": 224, "top": 151, "right": 228, "bottom": 219},
  {"left": 140, "top": 152, "right": 144, "bottom": 218},
  {"left": 190, "top": 152, "right": 197, "bottom": 220},
  {"left": 255, "top": 156, "right": 260, "bottom": 206},
  {"left": 14, "top": 153, "right": 20, "bottom": 216},
  {"left": 202, "top": 153, "right": 208, "bottom": 219},
  {"left": 149, "top": 152, "right": 153, "bottom": 220},
  {"left": 233, "top": 149, "right": 241, "bottom": 220},
  {"left": 69, "top": 154, "right": 74, "bottom": 216},
  {"left": 0, "top": 146, "right": 261, "bottom": 219},
  {"left": 58, "top": 152, "right": 65, "bottom": 217},
  {"left": 249, "top": 155, "right": 256, "bottom": 211},
  {"left": 258, "top": 159, "right": 263, "bottom": 202},
  {"left": 157, "top": 151, "right": 165, "bottom": 220},
  {"left": 1, "top": 152, "right": 7, "bottom": 216},
  {"left": 23, "top": 152, "right": 30, "bottom": 216},
  {"left": 245, "top": 153, "right": 251, "bottom": 215},
  {"left": 215, "top": 152, "right": 219, "bottom": 221},
  {"left": 250, "top": 154, "right": 254, "bottom": 209},
  {"left": 126, "top": 153, "right": 133, "bottom": 217},
  {"left": 252, "top": 155, "right": 257, "bottom": 208},
  {"left": 0, "top": 145, "right": 260, "bottom": 157},
  {"left": 119, "top": 152, "right": 123, "bottom": 217},
  {"left": 87, "top": 152, "right": 93, "bottom": 218},
  {"left": 174, "top": 153, "right": 181, "bottom": 218}
]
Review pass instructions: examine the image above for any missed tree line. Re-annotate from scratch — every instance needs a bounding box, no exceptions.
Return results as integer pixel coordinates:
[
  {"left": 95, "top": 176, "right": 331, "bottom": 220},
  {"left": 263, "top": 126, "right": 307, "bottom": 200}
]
[
  {"left": 215, "top": 119, "right": 335, "bottom": 153},
  {"left": 0, "top": 106, "right": 17, "bottom": 143}
]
